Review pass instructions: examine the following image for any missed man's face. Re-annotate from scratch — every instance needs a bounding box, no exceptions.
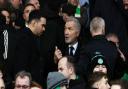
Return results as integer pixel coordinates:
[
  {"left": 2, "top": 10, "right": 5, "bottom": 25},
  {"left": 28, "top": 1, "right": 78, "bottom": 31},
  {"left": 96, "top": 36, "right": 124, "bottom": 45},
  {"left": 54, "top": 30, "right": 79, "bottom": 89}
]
[
  {"left": 23, "top": 5, "right": 35, "bottom": 21},
  {"left": 111, "top": 85, "right": 121, "bottom": 89},
  {"left": 64, "top": 21, "right": 80, "bottom": 44},
  {"left": 93, "top": 65, "right": 107, "bottom": 74},
  {"left": 1, "top": 10, "right": 10, "bottom": 25},
  {"left": 123, "top": 0, "right": 128, "bottom": 9},
  {"left": 68, "top": 0, "right": 78, "bottom": 6},
  {"left": 15, "top": 76, "right": 30, "bottom": 89},
  {"left": 34, "top": 17, "right": 46, "bottom": 36},
  {"left": 29, "top": 0, "right": 40, "bottom": 10},
  {"left": 12, "top": 0, "right": 22, "bottom": 9},
  {"left": 0, "top": 79, "right": 5, "bottom": 89},
  {"left": 58, "top": 57, "right": 71, "bottom": 79},
  {"left": 98, "top": 77, "right": 110, "bottom": 89},
  {"left": 62, "top": 13, "right": 70, "bottom": 22}
]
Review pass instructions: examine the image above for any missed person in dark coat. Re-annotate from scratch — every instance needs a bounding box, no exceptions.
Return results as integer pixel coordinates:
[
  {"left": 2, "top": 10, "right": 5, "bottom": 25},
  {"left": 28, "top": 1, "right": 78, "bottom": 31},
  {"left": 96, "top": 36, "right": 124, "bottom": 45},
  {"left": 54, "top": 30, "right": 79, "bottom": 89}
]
[
  {"left": 80, "top": 17, "right": 118, "bottom": 79},
  {"left": 0, "top": 13, "right": 5, "bottom": 68},
  {"left": 14, "top": 10, "right": 46, "bottom": 86},
  {"left": 39, "top": 0, "right": 66, "bottom": 79},
  {"left": 0, "top": 12, "right": 20, "bottom": 89},
  {"left": 6, "top": 0, "right": 24, "bottom": 30},
  {"left": 91, "top": 0, "right": 128, "bottom": 56}
]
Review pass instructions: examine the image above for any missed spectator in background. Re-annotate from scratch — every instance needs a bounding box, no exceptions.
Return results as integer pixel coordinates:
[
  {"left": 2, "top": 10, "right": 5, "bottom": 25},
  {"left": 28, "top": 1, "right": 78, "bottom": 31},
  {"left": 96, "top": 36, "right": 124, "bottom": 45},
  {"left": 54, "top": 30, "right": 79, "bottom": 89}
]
[
  {"left": 0, "top": 69, "right": 4, "bottom": 89},
  {"left": 1, "top": 9, "right": 11, "bottom": 27},
  {"left": 31, "top": 81, "right": 43, "bottom": 89},
  {"left": 68, "top": 0, "right": 91, "bottom": 44},
  {"left": 0, "top": 0, "right": 7, "bottom": 9},
  {"left": 6, "top": 0, "right": 24, "bottom": 30},
  {"left": 60, "top": 3, "right": 76, "bottom": 22},
  {"left": 68, "top": 0, "right": 78, "bottom": 6},
  {"left": 47, "top": 72, "right": 68, "bottom": 89},
  {"left": 0, "top": 11, "right": 20, "bottom": 89},
  {"left": 14, "top": 71, "right": 32, "bottom": 89},
  {"left": 25, "top": 0, "right": 40, "bottom": 10},
  {"left": 87, "top": 52, "right": 111, "bottom": 79},
  {"left": 88, "top": 72, "right": 110, "bottom": 89},
  {"left": 106, "top": 33, "right": 127, "bottom": 79},
  {"left": 23, "top": 4, "right": 35, "bottom": 27},
  {"left": 91, "top": 0, "right": 128, "bottom": 56},
  {"left": 15, "top": 10, "right": 46, "bottom": 87},
  {"left": 58, "top": 56, "right": 86, "bottom": 89},
  {"left": 110, "top": 79, "right": 128, "bottom": 89},
  {"left": 0, "top": 78, "right": 5, "bottom": 89},
  {"left": 7, "top": 0, "right": 22, "bottom": 10},
  {"left": 82, "top": 17, "right": 118, "bottom": 79},
  {"left": 0, "top": 13, "right": 5, "bottom": 62}
]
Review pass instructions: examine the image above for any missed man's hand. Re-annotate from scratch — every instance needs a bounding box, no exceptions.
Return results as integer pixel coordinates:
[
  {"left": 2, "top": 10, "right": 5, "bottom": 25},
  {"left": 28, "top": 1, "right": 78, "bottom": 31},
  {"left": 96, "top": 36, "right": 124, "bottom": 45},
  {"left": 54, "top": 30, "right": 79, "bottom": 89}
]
[{"left": 54, "top": 46, "right": 63, "bottom": 64}]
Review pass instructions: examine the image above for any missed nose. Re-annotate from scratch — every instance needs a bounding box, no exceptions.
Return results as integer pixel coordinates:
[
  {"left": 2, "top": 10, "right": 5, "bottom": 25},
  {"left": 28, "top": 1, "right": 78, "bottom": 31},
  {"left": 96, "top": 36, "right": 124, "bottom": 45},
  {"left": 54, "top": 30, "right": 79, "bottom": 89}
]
[
  {"left": 43, "top": 26, "right": 45, "bottom": 32},
  {"left": 107, "top": 83, "right": 110, "bottom": 89},
  {"left": 38, "top": 3, "right": 40, "bottom": 8},
  {"left": 64, "top": 29, "right": 69, "bottom": 35},
  {"left": 99, "top": 66, "right": 103, "bottom": 71}
]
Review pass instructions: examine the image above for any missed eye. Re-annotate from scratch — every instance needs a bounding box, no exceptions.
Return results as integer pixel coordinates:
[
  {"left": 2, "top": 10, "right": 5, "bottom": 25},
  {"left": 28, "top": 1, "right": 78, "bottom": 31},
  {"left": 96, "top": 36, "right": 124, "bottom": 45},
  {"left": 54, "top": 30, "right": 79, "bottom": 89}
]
[
  {"left": 24, "top": 10, "right": 30, "bottom": 13},
  {"left": 42, "top": 24, "right": 46, "bottom": 28},
  {"left": 59, "top": 68, "right": 63, "bottom": 72}
]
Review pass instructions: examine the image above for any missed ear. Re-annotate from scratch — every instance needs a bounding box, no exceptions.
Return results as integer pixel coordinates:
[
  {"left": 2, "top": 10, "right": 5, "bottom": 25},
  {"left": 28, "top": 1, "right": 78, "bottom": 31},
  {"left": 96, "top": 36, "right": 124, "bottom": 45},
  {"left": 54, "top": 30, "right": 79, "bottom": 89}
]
[
  {"left": 93, "top": 82, "right": 99, "bottom": 88},
  {"left": 69, "top": 67, "right": 74, "bottom": 74},
  {"left": 31, "top": 20, "right": 37, "bottom": 27},
  {"left": 102, "top": 27, "right": 105, "bottom": 34},
  {"left": 76, "top": 30, "right": 80, "bottom": 37}
]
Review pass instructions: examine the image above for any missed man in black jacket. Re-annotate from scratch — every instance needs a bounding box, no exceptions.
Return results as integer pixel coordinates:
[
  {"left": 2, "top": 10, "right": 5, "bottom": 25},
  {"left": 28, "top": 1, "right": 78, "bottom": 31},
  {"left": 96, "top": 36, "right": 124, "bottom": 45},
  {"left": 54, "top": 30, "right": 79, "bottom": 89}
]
[
  {"left": 14, "top": 10, "right": 46, "bottom": 86},
  {"left": 81, "top": 17, "right": 118, "bottom": 79},
  {"left": 91, "top": 0, "right": 128, "bottom": 56}
]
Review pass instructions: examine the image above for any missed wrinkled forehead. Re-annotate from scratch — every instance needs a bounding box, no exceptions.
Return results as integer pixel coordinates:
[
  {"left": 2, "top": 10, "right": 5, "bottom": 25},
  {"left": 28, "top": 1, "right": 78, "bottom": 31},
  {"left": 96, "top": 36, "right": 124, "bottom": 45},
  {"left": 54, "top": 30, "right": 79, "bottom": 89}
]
[{"left": 16, "top": 76, "right": 30, "bottom": 85}]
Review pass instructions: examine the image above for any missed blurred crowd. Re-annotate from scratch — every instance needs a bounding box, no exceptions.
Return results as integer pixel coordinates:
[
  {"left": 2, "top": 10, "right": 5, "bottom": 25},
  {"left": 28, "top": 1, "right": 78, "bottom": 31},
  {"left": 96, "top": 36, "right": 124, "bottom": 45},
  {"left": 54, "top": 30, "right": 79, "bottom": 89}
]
[{"left": 0, "top": 0, "right": 128, "bottom": 89}]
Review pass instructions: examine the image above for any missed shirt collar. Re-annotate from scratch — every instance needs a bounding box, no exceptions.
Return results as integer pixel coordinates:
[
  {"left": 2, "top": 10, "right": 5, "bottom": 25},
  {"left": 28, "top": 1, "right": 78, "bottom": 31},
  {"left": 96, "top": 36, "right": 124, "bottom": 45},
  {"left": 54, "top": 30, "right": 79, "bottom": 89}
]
[
  {"left": 69, "top": 42, "right": 78, "bottom": 53},
  {"left": 79, "top": 0, "right": 89, "bottom": 6}
]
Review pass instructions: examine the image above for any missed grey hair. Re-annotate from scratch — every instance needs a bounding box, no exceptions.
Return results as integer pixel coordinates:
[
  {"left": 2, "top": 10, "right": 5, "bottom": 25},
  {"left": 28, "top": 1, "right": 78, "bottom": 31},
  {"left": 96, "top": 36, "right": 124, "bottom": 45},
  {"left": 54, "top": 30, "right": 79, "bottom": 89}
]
[
  {"left": 90, "top": 17, "right": 105, "bottom": 33},
  {"left": 66, "top": 16, "right": 81, "bottom": 31}
]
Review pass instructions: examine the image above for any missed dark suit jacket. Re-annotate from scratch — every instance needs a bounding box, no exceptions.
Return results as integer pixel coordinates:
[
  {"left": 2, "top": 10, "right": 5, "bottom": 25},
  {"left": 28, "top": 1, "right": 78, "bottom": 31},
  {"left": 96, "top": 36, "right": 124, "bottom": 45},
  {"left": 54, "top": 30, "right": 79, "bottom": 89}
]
[
  {"left": 64, "top": 42, "right": 82, "bottom": 62},
  {"left": 0, "top": 31, "right": 4, "bottom": 68},
  {"left": 2, "top": 27, "right": 19, "bottom": 89},
  {"left": 64, "top": 42, "right": 90, "bottom": 79}
]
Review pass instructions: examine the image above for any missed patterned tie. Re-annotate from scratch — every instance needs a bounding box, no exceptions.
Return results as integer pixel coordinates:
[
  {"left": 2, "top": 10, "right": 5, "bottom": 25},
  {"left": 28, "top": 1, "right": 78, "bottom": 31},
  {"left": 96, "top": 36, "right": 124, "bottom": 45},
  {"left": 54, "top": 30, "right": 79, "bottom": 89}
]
[
  {"left": 3, "top": 30, "right": 8, "bottom": 60},
  {"left": 69, "top": 46, "right": 74, "bottom": 56}
]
